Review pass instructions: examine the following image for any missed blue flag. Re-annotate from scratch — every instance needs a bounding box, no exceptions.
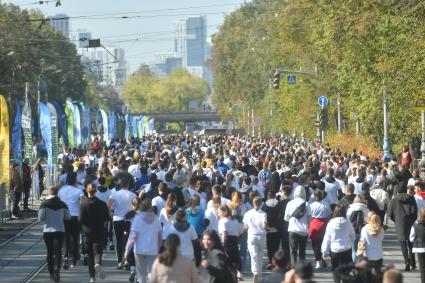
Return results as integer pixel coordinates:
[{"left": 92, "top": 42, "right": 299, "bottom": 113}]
[
  {"left": 52, "top": 100, "right": 68, "bottom": 147},
  {"left": 12, "top": 100, "right": 22, "bottom": 166},
  {"left": 38, "top": 102, "right": 52, "bottom": 169}
]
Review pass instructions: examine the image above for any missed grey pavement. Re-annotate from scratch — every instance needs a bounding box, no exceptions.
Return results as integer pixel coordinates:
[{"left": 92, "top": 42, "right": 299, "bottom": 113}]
[{"left": 0, "top": 219, "right": 422, "bottom": 283}]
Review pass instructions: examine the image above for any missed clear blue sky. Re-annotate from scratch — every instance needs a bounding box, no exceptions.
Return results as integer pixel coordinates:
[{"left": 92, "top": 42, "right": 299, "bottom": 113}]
[{"left": 6, "top": 0, "right": 246, "bottom": 73}]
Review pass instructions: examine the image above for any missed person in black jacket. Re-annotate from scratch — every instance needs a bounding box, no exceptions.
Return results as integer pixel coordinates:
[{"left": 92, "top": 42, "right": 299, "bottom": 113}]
[
  {"left": 410, "top": 206, "right": 425, "bottom": 283},
  {"left": 79, "top": 182, "right": 111, "bottom": 282},
  {"left": 360, "top": 182, "right": 380, "bottom": 215},
  {"left": 262, "top": 189, "right": 283, "bottom": 269},
  {"left": 278, "top": 184, "right": 292, "bottom": 258},
  {"left": 388, "top": 185, "right": 418, "bottom": 271},
  {"left": 200, "top": 229, "right": 235, "bottom": 283}
]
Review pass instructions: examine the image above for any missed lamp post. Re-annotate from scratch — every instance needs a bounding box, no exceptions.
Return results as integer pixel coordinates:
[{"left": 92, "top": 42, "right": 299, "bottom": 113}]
[
  {"left": 419, "top": 110, "right": 425, "bottom": 181},
  {"left": 382, "top": 86, "right": 391, "bottom": 161}
]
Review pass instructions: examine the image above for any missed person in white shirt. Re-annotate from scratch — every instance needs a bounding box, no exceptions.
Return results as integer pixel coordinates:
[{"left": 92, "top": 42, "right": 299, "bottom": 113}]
[
  {"left": 243, "top": 196, "right": 267, "bottom": 283},
  {"left": 107, "top": 178, "right": 137, "bottom": 269},
  {"left": 204, "top": 196, "right": 221, "bottom": 231},
  {"left": 128, "top": 159, "right": 141, "bottom": 180},
  {"left": 58, "top": 172, "right": 84, "bottom": 268},
  {"left": 158, "top": 193, "right": 178, "bottom": 240},
  {"left": 206, "top": 185, "right": 230, "bottom": 210},
  {"left": 124, "top": 198, "right": 162, "bottom": 283},
  {"left": 358, "top": 212, "right": 384, "bottom": 272},
  {"left": 414, "top": 182, "right": 425, "bottom": 213},
  {"left": 218, "top": 205, "right": 244, "bottom": 280},
  {"left": 151, "top": 182, "right": 167, "bottom": 216},
  {"left": 322, "top": 168, "right": 341, "bottom": 210},
  {"left": 284, "top": 185, "right": 311, "bottom": 265},
  {"left": 321, "top": 204, "right": 355, "bottom": 283},
  {"left": 168, "top": 209, "right": 198, "bottom": 260},
  {"left": 370, "top": 176, "right": 390, "bottom": 225}
]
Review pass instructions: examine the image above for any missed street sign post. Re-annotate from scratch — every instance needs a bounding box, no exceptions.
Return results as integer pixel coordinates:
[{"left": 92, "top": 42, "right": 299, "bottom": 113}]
[
  {"left": 318, "top": 96, "right": 328, "bottom": 107},
  {"left": 415, "top": 99, "right": 425, "bottom": 111}
]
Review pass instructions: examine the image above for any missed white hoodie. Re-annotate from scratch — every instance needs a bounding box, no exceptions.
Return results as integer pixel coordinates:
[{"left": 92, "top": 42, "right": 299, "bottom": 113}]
[
  {"left": 346, "top": 202, "right": 369, "bottom": 222},
  {"left": 284, "top": 186, "right": 311, "bottom": 235},
  {"left": 322, "top": 217, "right": 355, "bottom": 255}
]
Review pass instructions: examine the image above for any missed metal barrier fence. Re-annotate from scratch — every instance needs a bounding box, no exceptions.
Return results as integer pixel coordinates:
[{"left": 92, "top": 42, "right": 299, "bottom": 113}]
[{"left": 0, "top": 163, "right": 54, "bottom": 224}]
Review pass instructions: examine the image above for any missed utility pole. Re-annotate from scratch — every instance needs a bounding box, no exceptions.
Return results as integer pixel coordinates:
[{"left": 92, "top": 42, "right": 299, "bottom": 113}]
[
  {"left": 382, "top": 86, "right": 391, "bottom": 161},
  {"left": 419, "top": 110, "right": 425, "bottom": 180},
  {"left": 337, "top": 97, "right": 341, "bottom": 133}
]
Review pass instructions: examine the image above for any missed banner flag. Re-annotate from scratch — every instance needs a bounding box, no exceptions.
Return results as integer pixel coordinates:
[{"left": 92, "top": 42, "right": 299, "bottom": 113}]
[
  {"left": 52, "top": 100, "right": 68, "bottom": 147},
  {"left": 125, "top": 114, "right": 130, "bottom": 140},
  {"left": 108, "top": 111, "right": 116, "bottom": 140},
  {"left": 148, "top": 118, "right": 155, "bottom": 134},
  {"left": 0, "top": 95, "right": 10, "bottom": 188},
  {"left": 73, "top": 104, "right": 81, "bottom": 147},
  {"left": 99, "top": 109, "right": 108, "bottom": 143},
  {"left": 143, "top": 115, "right": 150, "bottom": 135},
  {"left": 65, "top": 101, "right": 74, "bottom": 148},
  {"left": 21, "top": 95, "right": 33, "bottom": 163},
  {"left": 80, "top": 103, "right": 90, "bottom": 146},
  {"left": 12, "top": 100, "right": 22, "bottom": 167},
  {"left": 47, "top": 102, "right": 59, "bottom": 168},
  {"left": 38, "top": 102, "right": 52, "bottom": 169}
]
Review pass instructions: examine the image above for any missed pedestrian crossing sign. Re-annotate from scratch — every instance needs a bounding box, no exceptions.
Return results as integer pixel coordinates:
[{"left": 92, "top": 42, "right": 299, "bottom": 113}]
[{"left": 287, "top": 75, "right": 297, "bottom": 84}]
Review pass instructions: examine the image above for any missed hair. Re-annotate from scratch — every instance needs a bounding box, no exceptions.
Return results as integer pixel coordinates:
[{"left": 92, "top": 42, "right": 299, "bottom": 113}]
[
  {"left": 353, "top": 195, "right": 365, "bottom": 204},
  {"left": 229, "top": 191, "right": 243, "bottom": 209},
  {"left": 383, "top": 268, "right": 403, "bottom": 283},
  {"left": 203, "top": 229, "right": 223, "bottom": 251},
  {"left": 332, "top": 204, "right": 347, "bottom": 218},
  {"left": 66, "top": 172, "right": 77, "bottom": 185},
  {"left": 140, "top": 197, "right": 152, "bottom": 212},
  {"left": 86, "top": 182, "right": 96, "bottom": 196},
  {"left": 367, "top": 211, "right": 381, "bottom": 234},
  {"left": 218, "top": 205, "right": 231, "bottom": 218},
  {"left": 189, "top": 194, "right": 200, "bottom": 209},
  {"left": 272, "top": 250, "right": 290, "bottom": 269},
  {"left": 165, "top": 193, "right": 177, "bottom": 220},
  {"left": 314, "top": 189, "right": 327, "bottom": 202},
  {"left": 212, "top": 195, "right": 222, "bottom": 212},
  {"left": 418, "top": 207, "right": 425, "bottom": 223},
  {"left": 345, "top": 183, "right": 355, "bottom": 195},
  {"left": 158, "top": 234, "right": 180, "bottom": 267},
  {"left": 281, "top": 185, "right": 292, "bottom": 197},
  {"left": 98, "top": 176, "right": 105, "bottom": 186},
  {"left": 175, "top": 209, "right": 187, "bottom": 223},
  {"left": 48, "top": 186, "right": 59, "bottom": 195},
  {"left": 212, "top": 184, "right": 222, "bottom": 196},
  {"left": 253, "top": 196, "right": 262, "bottom": 209}
]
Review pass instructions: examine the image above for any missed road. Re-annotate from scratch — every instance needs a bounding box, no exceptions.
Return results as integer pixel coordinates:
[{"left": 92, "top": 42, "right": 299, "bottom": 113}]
[{"left": 0, "top": 219, "right": 422, "bottom": 283}]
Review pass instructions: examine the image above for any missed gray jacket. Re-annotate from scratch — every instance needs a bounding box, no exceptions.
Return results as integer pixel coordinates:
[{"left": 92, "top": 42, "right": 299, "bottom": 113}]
[{"left": 38, "top": 195, "right": 71, "bottom": 233}]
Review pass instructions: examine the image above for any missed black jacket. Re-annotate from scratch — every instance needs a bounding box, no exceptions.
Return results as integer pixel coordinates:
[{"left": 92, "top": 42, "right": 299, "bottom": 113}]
[
  {"left": 388, "top": 193, "right": 417, "bottom": 241},
  {"left": 412, "top": 221, "right": 425, "bottom": 249},
  {"left": 79, "top": 197, "right": 111, "bottom": 239},
  {"left": 200, "top": 249, "right": 233, "bottom": 283}
]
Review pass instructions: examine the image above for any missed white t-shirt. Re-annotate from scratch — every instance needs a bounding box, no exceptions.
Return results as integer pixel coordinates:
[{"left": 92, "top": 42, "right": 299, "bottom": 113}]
[
  {"left": 204, "top": 207, "right": 220, "bottom": 231},
  {"left": 206, "top": 196, "right": 230, "bottom": 210},
  {"left": 218, "top": 218, "right": 244, "bottom": 237},
  {"left": 152, "top": 196, "right": 166, "bottom": 215},
  {"left": 128, "top": 164, "right": 141, "bottom": 179},
  {"left": 168, "top": 224, "right": 198, "bottom": 259},
  {"left": 96, "top": 189, "right": 111, "bottom": 203},
  {"left": 243, "top": 209, "right": 267, "bottom": 236},
  {"left": 108, "top": 189, "right": 137, "bottom": 221},
  {"left": 131, "top": 212, "right": 162, "bottom": 255},
  {"left": 159, "top": 208, "right": 176, "bottom": 239},
  {"left": 58, "top": 185, "right": 84, "bottom": 217}
]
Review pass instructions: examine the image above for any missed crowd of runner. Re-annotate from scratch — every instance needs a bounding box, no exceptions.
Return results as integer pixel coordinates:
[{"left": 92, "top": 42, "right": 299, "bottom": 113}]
[{"left": 17, "top": 134, "right": 424, "bottom": 283}]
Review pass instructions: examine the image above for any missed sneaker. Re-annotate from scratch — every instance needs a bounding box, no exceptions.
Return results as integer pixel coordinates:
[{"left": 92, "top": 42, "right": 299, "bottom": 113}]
[
  {"left": 321, "top": 259, "right": 328, "bottom": 268},
  {"left": 63, "top": 258, "right": 69, "bottom": 270},
  {"left": 109, "top": 244, "right": 115, "bottom": 251},
  {"left": 89, "top": 277, "right": 95, "bottom": 283},
  {"left": 95, "top": 264, "right": 105, "bottom": 279},
  {"left": 117, "top": 262, "right": 124, "bottom": 270},
  {"left": 129, "top": 271, "right": 136, "bottom": 283},
  {"left": 412, "top": 265, "right": 417, "bottom": 271},
  {"left": 315, "top": 261, "right": 321, "bottom": 269},
  {"left": 405, "top": 264, "right": 411, "bottom": 272},
  {"left": 123, "top": 261, "right": 130, "bottom": 271},
  {"left": 237, "top": 270, "right": 244, "bottom": 281},
  {"left": 253, "top": 273, "right": 261, "bottom": 283}
]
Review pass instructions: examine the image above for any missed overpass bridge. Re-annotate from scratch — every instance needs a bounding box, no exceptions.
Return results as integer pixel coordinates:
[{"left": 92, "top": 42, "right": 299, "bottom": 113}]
[{"left": 135, "top": 111, "right": 223, "bottom": 123}]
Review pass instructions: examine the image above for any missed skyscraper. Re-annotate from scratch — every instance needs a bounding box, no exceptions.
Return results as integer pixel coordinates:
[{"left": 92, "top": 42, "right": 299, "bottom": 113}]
[
  {"left": 175, "top": 16, "right": 207, "bottom": 68},
  {"left": 47, "top": 14, "right": 70, "bottom": 38}
]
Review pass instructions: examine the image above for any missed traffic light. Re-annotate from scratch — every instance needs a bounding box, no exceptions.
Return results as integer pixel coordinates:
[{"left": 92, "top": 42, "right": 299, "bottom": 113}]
[
  {"left": 227, "top": 102, "right": 232, "bottom": 112},
  {"left": 273, "top": 70, "right": 280, "bottom": 89},
  {"left": 319, "top": 107, "right": 328, "bottom": 129}
]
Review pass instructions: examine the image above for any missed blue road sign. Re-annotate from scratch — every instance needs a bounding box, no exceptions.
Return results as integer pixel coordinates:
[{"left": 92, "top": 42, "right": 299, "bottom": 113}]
[
  {"left": 318, "top": 96, "right": 328, "bottom": 107},
  {"left": 287, "top": 75, "right": 297, "bottom": 84}
]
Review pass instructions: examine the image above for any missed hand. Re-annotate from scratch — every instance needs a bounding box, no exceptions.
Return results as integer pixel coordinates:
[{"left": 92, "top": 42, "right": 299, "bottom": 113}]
[
  {"left": 283, "top": 268, "right": 296, "bottom": 283},
  {"left": 201, "top": 260, "right": 208, "bottom": 268}
]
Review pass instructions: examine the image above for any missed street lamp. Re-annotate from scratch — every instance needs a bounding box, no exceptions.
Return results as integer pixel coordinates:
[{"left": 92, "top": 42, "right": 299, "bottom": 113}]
[{"left": 420, "top": 110, "right": 425, "bottom": 181}]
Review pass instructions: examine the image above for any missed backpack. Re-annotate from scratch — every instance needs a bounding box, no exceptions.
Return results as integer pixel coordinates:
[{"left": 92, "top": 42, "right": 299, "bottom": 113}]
[
  {"left": 350, "top": 210, "right": 364, "bottom": 234},
  {"left": 292, "top": 202, "right": 307, "bottom": 219}
]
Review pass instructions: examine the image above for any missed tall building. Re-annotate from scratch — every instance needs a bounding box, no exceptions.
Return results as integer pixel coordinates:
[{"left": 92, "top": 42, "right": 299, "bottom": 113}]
[
  {"left": 113, "top": 48, "right": 127, "bottom": 86},
  {"left": 47, "top": 14, "right": 70, "bottom": 38},
  {"left": 175, "top": 16, "right": 207, "bottom": 68}
]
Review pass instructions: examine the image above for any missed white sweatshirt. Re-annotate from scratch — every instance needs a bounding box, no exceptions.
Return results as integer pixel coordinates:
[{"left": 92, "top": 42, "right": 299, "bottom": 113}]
[
  {"left": 322, "top": 217, "right": 355, "bottom": 255},
  {"left": 284, "top": 198, "right": 311, "bottom": 235}
]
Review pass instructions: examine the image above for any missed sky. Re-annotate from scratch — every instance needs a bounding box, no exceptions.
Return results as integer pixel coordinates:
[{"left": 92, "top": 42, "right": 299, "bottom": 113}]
[{"left": 5, "top": 0, "right": 246, "bottom": 73}]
